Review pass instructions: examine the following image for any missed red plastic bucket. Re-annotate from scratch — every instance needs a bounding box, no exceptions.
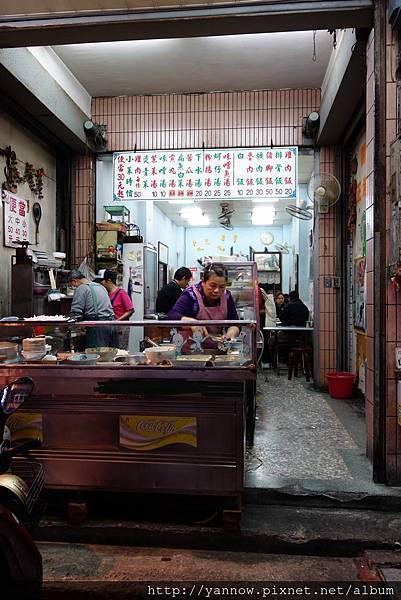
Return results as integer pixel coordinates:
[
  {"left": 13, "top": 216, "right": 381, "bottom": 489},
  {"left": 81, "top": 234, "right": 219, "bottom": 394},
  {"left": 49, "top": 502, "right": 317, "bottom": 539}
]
[{"left": 326, "top": 371, "right": 355, "bottom": 399}]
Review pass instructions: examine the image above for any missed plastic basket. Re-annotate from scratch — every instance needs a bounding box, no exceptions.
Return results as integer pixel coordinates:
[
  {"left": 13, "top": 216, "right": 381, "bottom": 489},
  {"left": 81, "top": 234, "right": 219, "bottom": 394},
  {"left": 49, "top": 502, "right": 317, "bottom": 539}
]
[
  {"left": 327, "top": 371, "right": 355, "bottom": 399},
  {"left": 10, "top": 457, "right": 44, "bottom": 522}
]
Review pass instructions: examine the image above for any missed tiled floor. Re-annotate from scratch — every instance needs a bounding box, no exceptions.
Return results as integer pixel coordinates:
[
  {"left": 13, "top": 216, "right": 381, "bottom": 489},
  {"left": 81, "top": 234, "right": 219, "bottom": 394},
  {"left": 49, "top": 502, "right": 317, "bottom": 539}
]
[{"left": 244, "top": 372, "right": 399, "bottom": 497}]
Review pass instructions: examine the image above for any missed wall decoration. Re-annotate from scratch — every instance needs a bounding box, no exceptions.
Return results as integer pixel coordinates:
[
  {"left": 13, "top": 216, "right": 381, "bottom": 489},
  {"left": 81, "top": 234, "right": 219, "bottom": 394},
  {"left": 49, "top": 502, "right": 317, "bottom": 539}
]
[
  {"left": 0, "top": 147, "right": 46, "bottom": 199},
  {"left": 354, "top": 256, "right": 366, "bottom": 331},
  {"left": 1, "top": 146, "right": 22, "bottom": 192},
  {"left": 233, "top": 234, "right": 238, "bottom": 243},
  {"left": 220, "top": 234, "right": 225, "bottom": 241},
  {"left": 260, "top": 232, "right": 274, "bottom": 246},
  {"left": 192, "top": 240, "right": 197, "bottom": 246},
  {"left": 113, "top": 147, "right": 298, "bottom": 201}
]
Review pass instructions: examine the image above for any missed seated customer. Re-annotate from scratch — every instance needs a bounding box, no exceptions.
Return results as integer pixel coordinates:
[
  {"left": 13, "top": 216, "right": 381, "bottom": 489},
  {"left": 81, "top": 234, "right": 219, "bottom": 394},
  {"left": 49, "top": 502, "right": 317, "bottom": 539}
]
[
  {"left": 156, "top": 267, "right": 192, "bottom": 315},
  {"left": 274, "top": 291, "right": 286, "bottom": 322},
  {"left": 280, "top": 290, "right": 309, "bottom": 327}
]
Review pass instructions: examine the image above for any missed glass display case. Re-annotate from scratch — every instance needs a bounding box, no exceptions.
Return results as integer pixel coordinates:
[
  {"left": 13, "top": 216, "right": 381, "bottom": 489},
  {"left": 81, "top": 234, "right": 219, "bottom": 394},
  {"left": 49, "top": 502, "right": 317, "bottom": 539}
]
[
  {"left": 0, "top": 319, "right": 256, "bottom": 370},
  {"left": 252, "top": 251, "right": 282, "bottom": 295},
  {"left": 223, "top": 261, "right": 259, "bottom": 326}
]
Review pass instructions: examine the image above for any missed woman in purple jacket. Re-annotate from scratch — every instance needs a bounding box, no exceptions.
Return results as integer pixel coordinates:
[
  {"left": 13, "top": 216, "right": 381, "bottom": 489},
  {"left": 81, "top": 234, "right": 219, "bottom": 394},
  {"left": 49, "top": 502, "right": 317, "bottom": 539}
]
[{"left": 168, "top": 263, "right": 240, "bottom": 340}]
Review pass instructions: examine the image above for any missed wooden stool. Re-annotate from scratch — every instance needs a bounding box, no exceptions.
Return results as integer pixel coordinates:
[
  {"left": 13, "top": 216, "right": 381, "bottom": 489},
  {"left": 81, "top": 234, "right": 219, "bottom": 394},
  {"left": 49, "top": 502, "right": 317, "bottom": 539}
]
[{"left": 288, "top": 346, "right": 312, "bottom": 382}]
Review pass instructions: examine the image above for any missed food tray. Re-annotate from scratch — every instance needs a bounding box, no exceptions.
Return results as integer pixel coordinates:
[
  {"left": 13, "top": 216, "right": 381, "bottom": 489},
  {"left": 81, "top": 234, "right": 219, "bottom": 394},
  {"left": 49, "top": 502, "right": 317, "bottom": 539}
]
[{"left": 172, "top": 359, "right": 210, "bottom": 368}]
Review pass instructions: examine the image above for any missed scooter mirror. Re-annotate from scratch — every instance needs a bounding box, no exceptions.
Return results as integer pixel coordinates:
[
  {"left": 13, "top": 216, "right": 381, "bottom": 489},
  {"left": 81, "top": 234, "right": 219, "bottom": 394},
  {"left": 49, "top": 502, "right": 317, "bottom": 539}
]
[{"left": 0, "top": 377, "right": 34, "bottom": 415}]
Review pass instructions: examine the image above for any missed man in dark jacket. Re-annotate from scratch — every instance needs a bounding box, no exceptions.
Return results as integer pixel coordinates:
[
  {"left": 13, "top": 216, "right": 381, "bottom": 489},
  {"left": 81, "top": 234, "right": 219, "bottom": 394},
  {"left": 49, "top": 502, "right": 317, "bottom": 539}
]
[
  {"left": 156, "top": 267, "right": 192, "bottom": 315},
  {"left": 280, "top": 290, "right": 309, "bottom": 327}
]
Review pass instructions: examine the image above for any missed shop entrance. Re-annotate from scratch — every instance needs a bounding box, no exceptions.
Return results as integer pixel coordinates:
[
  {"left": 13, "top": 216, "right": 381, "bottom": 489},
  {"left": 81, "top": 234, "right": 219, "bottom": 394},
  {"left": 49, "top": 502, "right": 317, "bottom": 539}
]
[{"left": 0, "top": 1, "right": 390, "bottom": 497}]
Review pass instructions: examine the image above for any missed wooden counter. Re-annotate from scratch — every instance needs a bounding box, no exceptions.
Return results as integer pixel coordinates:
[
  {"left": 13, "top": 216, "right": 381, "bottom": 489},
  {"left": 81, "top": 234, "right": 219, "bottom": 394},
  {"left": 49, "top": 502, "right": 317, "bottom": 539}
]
[{"left": 0, "top": 363, "right": 256, "bottom": 525}]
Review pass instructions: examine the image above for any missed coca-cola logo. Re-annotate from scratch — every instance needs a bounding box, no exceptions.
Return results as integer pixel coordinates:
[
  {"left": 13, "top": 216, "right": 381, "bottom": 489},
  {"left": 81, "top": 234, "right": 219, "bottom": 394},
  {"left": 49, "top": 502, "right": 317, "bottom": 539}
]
[{"left": 136, "top": 420, "right": 176, "bottom": 435}]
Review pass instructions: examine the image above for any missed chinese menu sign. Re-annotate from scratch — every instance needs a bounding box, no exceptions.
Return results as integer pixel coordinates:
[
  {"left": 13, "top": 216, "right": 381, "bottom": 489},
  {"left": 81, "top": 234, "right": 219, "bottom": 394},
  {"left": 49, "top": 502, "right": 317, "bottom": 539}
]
[
  {"left": 3, "top": 192, "right": 30, "bottom": 248},
  {"left": 113, "top": 147, "right": 297, "bottom": 201}
]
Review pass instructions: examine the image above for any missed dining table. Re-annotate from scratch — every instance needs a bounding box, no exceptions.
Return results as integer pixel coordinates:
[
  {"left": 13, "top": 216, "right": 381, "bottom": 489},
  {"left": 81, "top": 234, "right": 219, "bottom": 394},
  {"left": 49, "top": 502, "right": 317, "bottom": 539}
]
[{"left": 263, "top": 324, "right": 314, "bottom": 375}]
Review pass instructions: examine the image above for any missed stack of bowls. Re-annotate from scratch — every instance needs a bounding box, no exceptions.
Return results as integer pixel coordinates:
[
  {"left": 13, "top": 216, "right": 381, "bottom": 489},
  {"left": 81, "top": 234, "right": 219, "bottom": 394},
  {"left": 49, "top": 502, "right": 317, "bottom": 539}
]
[{"left": 21, "top": 337, "right": 46, "bottom": 361}]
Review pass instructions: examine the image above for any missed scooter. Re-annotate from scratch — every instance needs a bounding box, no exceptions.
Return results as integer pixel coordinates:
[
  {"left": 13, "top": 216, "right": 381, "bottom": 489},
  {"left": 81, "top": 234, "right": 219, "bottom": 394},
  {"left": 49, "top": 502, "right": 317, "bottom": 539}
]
[{"left": 0, "top": 377, "right": 43, "bottom": 595}]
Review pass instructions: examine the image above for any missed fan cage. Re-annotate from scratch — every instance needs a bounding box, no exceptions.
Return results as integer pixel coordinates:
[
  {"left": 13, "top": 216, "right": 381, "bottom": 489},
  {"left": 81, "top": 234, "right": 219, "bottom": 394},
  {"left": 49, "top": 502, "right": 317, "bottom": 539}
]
[{"left": 285, "top": 205, "right": 313, "bottom": 220}]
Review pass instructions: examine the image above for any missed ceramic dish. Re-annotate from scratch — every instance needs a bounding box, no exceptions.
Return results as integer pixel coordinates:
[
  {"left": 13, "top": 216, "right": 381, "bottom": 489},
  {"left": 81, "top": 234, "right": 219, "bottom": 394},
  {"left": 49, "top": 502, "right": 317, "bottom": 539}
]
[
  {"left": 85, "top": 347, "right": 118, "bottom": 362},
  {"left": 67, "top": 353, "right": 100, "bottom": 366}
]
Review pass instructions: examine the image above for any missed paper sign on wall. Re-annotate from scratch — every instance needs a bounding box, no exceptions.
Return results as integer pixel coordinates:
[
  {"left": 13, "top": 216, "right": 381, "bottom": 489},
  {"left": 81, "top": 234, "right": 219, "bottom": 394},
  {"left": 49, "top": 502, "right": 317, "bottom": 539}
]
[
  {"left": 113, "top": 147, "right": 297, "bottom": 202},
  {"left": 3, "top": 191, "right": 30, "bottom": 248}
]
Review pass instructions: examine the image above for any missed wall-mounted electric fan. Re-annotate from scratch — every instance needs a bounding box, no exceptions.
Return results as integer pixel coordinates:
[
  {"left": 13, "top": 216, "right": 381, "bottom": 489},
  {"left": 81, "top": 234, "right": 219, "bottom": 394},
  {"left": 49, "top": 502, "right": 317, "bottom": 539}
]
[
  {"left": 274, "top": 242, "right": 292, "bottom": 254},
  {"left": 218, "top": 202, "right": 235, "bottom": 230},
  {"left": 307, "top": 172, "right": 341, "bottom": 214},
  {"left": 285, "top": 200, "right": 313, "bottom": 220}
]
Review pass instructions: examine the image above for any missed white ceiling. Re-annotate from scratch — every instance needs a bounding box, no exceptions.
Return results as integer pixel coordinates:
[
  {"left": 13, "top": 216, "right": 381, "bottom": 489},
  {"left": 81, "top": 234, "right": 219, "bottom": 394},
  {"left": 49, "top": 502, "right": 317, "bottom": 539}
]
[
  {"left": 155, "top": 151, "right": 314, "bottom": 227},
  {"left": 52, "top": 30, "right": 333, "bottom": 96},
  {"left": 50, "top": 30, "right": 325, "bottom": 227}
]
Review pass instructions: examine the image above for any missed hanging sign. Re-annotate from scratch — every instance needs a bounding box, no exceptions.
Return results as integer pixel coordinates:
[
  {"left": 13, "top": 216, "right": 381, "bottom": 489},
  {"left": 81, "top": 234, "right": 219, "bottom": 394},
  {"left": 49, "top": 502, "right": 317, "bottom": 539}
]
[
  {"left": 2, "top": 191, "right": 30, "bottom": 248},
  {"left": 113, "top": 147, "right": 297, "bottom": 201}
]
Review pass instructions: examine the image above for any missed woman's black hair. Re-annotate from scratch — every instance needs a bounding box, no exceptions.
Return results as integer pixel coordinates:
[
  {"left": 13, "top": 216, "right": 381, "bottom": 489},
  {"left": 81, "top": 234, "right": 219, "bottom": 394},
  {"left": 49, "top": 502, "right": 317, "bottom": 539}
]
[{"left": 202, "top": 263, "right": 228, "bottom": 282}]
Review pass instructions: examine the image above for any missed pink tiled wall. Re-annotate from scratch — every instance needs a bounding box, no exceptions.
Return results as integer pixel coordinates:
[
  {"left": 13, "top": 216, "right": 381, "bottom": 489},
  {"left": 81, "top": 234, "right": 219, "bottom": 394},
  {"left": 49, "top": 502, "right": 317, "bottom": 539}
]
[
  {"left": 365, "top": 21, "right": 401, "bottom": 482},
  {"left": 317, "top": 147, "right": 337, "bottom": 387},
  {"left": 365, "top": 30, "right": 375, "bottom": 461},
  {"left": 72, "top": 155, "right": 95, "bottom": 268},
  {"left": 92, "top": 90, "right": 320, "bottom": 150},
  {"left": 385, "top": 24, "right": 401, "bottom": 483}
]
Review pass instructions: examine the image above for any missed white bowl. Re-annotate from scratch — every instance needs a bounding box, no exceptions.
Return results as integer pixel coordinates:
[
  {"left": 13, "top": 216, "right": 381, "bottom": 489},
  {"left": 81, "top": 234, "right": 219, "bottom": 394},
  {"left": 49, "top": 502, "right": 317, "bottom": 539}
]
[{"left": 144, "top": 345, "right": 175, "bottom": 364}]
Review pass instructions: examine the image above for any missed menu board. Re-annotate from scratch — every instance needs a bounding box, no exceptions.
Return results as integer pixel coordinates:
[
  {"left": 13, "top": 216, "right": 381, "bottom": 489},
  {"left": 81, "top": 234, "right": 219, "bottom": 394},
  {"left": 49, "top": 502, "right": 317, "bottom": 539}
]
[
  {"left": 113, "top": 147, "right": 297, "bottom": 201},
  {"left": 3, "top": 191, "right": 30, "bottom": 248}
]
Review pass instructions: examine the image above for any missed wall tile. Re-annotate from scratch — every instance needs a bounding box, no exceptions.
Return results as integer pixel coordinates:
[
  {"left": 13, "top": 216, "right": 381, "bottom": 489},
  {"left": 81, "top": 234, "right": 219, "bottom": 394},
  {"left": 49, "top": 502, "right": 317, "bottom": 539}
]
[
  {"left": 388, "top": 379, "right": 397, "bottom": 418},
  {"left": 387, "top": 417, "right": 397, "bottom": 454},
  {"left": 387, "top": 82, "right": 397, "bottom": 120},
  {"left": 388, "top": 305, "right": 397, "bottom": 342},
  {"left": 388, "top": 342, "right": 397, "bottom": 380}
]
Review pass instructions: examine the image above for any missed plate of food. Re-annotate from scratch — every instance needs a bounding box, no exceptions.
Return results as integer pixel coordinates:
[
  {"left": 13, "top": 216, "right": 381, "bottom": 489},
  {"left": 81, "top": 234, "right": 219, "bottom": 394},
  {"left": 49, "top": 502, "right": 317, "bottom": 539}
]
[{"left": 24, "top": 315, "right": 70, "bottom": 321}]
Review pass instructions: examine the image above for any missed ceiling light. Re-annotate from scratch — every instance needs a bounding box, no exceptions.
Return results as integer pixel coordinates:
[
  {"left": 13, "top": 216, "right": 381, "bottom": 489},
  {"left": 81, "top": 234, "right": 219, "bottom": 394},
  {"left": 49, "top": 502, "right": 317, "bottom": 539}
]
[
  {"left": 252, "top": 207, "right": 275, "bottom": 225},
  {"left": 252, "top": 214, "right": 274, "bottom": 225},
  {"left": 187, "top": 215, "right": 210, "bottom": 226},
  {"left": 83, "top": 119, "right": 107, "bottom": 150},
  {"left": 168, "top": 199, "right": 194, "bottom": 205},
  {"left": 303, "top": 111, "right": 320, "bottom": 139},
  {"left": 180, "top": 206, "right": 203, "bottom": 219},
  {"left": 252, "top": 198, "right": 279, "bottom": 203}
]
